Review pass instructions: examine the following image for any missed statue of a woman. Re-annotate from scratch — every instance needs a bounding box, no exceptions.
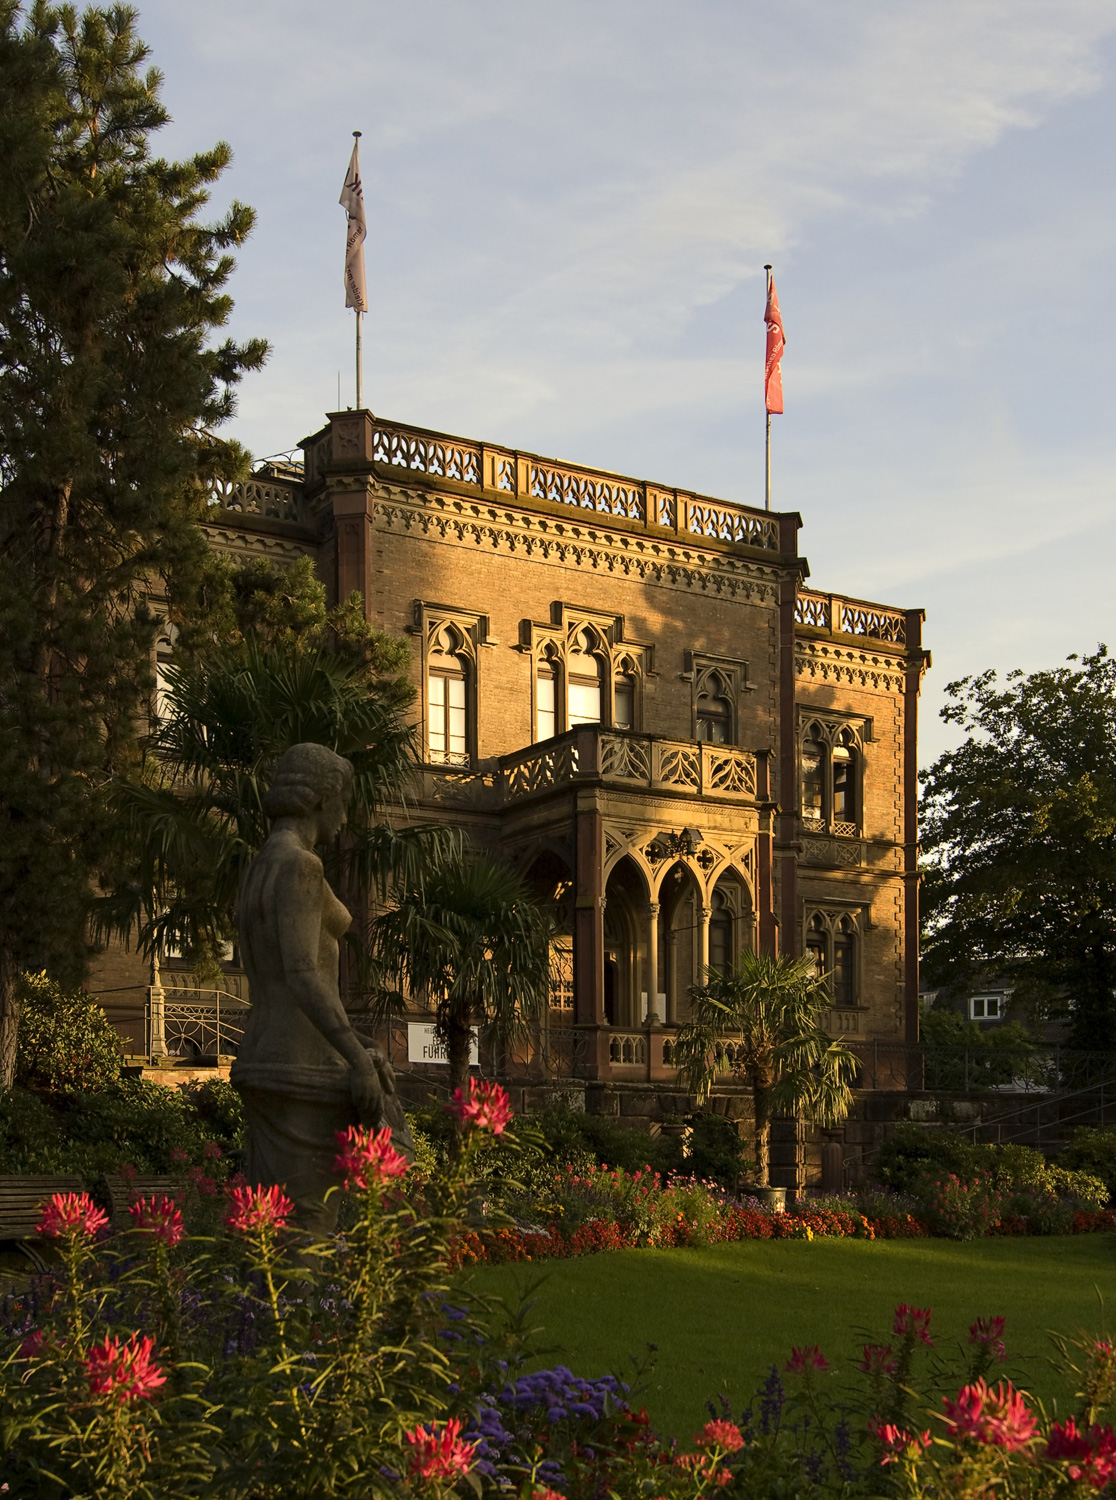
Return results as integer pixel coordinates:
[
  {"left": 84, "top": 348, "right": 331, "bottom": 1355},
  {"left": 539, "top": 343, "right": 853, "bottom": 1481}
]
[{"left": 232, "top": 742, "right": 412, "bottom": 1232}]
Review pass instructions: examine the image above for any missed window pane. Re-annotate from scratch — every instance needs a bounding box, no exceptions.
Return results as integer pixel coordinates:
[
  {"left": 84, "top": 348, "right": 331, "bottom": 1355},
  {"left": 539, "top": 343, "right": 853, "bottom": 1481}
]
[
  {"left": 709, "top": 918, "right": 731, "bottom": 972},
  {"left": 697, "top": 697, "right": 730, "bottom": 743},
  {"left": 447, "top": 680, "right": 466, "bottom": 754},
  {"left": 537, "top": 671, "right": 556, "bottom": 740},
  {"left": 568, "top": 677, "right": 601, "bottom": 725},
  {"left": 614, "top": 678, "right": 634, "bottom": 729},
  {"left": 428, "top": 675, "right": 446, "bottom": 754},
  {"left": 833, "top": 937, "right": 854, "bottom": 1007},
  {"left": 833, "top": 745, "right": 855, "bottom": 823},
  {"left": 802, "top": 740, "right": 825, "bottom": 818}
]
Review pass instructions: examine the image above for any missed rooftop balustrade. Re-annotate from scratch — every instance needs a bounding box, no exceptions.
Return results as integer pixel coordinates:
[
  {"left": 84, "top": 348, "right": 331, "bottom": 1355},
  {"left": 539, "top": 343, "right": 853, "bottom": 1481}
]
[
  {"left": 307, "top": 413, "right": 785, "bottom": 552},
  {"left": 795, "top": 588, "right": 908, "bottom": 646}
]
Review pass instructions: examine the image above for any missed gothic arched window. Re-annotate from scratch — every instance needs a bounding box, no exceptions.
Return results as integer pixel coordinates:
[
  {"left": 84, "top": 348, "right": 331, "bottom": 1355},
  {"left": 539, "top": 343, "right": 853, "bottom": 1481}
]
[
  {"left": 708, "top": 887, "right": 734, "bottom": 973},
  {"left": 536, "top": 648, "right": 558, "bottom": 741},
  {"left": 697, "top": 672, "right": 733, "bottom": 743},
  {"left": 613, "top": 658, "right": 636, "bottom": 730},
  {"left": 427, "top": 626, "right": 469, "bottom": 765},
  {"left": 567, "top": 629, "right": 603, "bottom": 726}
]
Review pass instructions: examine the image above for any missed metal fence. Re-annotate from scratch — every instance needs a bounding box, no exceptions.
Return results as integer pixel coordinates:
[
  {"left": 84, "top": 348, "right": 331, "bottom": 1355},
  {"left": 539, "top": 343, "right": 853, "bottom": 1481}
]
[
  {"left": 149, "top": 988, "right": 249, "bottom": 1059},
  {"left": 845, "top": 1039, "right": 1116, "bottom": 1095}
]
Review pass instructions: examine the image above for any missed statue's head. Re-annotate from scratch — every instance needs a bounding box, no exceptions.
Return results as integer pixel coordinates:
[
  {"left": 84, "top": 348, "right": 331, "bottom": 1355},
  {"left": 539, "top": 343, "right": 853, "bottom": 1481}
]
[{"left": 263, "top": 743, "right": 354, "bottom": 839}]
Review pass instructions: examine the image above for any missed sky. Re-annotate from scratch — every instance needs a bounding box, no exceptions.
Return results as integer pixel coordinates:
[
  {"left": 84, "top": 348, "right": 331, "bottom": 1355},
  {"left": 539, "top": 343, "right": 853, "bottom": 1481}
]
[{"left": 136, "top": 0, "right": 1116, "bottom": 764}]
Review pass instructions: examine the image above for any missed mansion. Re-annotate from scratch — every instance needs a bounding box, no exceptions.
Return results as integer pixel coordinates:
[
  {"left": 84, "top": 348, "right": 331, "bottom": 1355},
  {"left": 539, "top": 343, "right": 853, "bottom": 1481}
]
[{"left": 94, "top": 407, "right": 929, "bottom": 1093}]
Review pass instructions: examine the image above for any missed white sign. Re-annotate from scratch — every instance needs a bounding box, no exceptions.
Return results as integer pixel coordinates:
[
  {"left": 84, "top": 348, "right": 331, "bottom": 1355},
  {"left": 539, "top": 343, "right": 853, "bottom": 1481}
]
[{"left": 407, "top": 1023, "right": 479, "bottom": 1067}]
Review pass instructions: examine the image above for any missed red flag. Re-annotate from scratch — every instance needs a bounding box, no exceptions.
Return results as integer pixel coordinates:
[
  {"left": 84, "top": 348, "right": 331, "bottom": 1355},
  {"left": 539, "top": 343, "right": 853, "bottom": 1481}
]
[{"left": 765, "top": 277, "right": 785, "bottom": 415}]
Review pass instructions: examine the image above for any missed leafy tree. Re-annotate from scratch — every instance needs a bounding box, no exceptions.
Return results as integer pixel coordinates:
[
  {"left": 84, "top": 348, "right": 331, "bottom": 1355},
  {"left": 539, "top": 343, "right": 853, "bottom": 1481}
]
[
  {"left": 673, "top": 950, "right": 856, "bottom": 1188},
  {"left": 15, "top": 970, "right": 122, "bottom": 1093},
  {"left": 0, "top": 1, "right": 266, "bottom": 1081},
  {"left": 368, "top": 847, "right": 554, "bottom": 1110},
  {"left": 920, "top": 648, "right": 1116, "bottom": 1048}
]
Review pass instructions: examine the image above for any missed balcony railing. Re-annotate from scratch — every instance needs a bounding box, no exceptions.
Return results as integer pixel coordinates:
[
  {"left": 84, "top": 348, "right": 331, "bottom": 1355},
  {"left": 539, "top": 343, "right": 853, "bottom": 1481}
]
[
  {"left": 795, "top": 589, "right": 907, "bottom": 645},
  {"left": 500, "top": 728, "right": 757, "bottom": 804},
  {"left": 206, "top": 468, "right": 311, "bottom": 526},
  {"left": 312, "top": 414, "right": 783, "bottom": 551}
]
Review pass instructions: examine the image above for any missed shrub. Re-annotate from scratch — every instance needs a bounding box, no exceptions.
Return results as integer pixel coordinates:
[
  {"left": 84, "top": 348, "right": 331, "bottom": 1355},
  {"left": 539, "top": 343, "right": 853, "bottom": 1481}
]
[
  {"left": 874, "top": 1124, "right": 1109, "bottom": 1208},
  {"left": 683, "top": 1112, "right": 748, "bottom": 1187},
  {"left": 1061, "top": 1126, "right": 1116, "bottom": 1201},
  {"left": 914, "top": 1170, "right": 1004, "bottom": 1240},
  {"left": 15, "top": 972, "right": 123, "bottom": 1094}
]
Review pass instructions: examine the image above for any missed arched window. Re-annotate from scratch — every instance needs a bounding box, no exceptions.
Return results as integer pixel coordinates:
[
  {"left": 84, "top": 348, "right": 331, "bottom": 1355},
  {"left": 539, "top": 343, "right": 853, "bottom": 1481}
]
[
  {"left": 708, "top": 887, "right": 734, "bottom": 973},
  {"left": 697, "top": 673, "right": 732, "bottom": 743},
  {"left": 567, "top": 629, "right": 602, "bottom": 726},
  {"left": 805, "top": 914, "right": 828, "bottom": 977},
  {"left": 801, "top": 737, "right": 826, "bottom": 823},
  {"left": 427, "top": 626, "right": 469, "bottom": 765},
  {"left": 536, "top": 648, "right": 558, "bottom": 741},
  {"left": 832, "top": 732, "right": 857, "bottom": 827},
  {"left": 613, "top": 661, "right": 636, "bottom": 730},
  {"left": 833, "top": 918, "right": 856, "bottom": 1008}
]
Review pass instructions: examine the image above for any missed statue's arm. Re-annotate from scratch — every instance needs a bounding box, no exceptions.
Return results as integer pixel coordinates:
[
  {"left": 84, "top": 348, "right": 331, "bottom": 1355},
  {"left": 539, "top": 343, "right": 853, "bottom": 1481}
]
[{"left": 275, "top": 853, "right": 381, "bottom": 1106}]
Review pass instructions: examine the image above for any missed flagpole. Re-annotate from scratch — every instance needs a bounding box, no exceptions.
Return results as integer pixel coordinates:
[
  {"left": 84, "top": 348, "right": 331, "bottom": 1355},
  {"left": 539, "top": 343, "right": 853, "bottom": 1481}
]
[
  {"left": 354, "top": 131, "right": 363, "bottom": 409},
  {"left": 764, "top": 263, "right": 772, "bottom": 512}
]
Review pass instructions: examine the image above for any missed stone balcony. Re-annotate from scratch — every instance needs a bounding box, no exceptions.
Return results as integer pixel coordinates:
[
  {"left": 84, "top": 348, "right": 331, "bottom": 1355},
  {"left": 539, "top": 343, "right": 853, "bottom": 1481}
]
[{"left": 422, "top": 727, "right": 758, "bottom": 810}]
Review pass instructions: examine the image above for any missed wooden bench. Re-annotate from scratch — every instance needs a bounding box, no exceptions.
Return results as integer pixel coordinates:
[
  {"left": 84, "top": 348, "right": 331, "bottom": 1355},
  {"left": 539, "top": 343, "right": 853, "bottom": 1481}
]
[
  {"left": 0, "top": 1175, "right": 84, "bottom": 1272},
  {"left": 103, "top": 1174, "right": 185, "bottom": 1225}
]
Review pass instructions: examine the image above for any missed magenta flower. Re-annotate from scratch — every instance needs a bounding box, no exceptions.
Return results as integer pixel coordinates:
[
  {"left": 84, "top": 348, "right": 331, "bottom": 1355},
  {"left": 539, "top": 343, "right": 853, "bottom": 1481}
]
[
  {"left": 942, "top": 1379, "right": 1037, "bottom": 1450},
  {"left": 18, "top": 1330, "right": 45, "bottom": 1359},
  {"left": 697, "top": 1419, "right": 745, "bottom": 1453},
  {"left": 85, "top": 1333, "right": 166, "bottom": 1404},
  {"left": 860, "top": 1344, "right": 898, "bottom": 1377},
  {"left": 1046, "top": 1418, "right": 1116, "bottom": 1488},
  {"left": 226, "top": 1183, "right": 294, "bottom": 1234},
  {"left": 127, "top": 1194, "right": 184, "bottom": 1248},
  {"left": 785, "top": 1345, "right": 829, "bottom": 1374},
  {"left": 405, "top": 1416, "right": 477, "bottom": 1479},
  {"left": 35, "top": 1192, "right": 108, "bottom": 1240},
  {"left": 334, "top": 1125, "right": 409, "bottom": 1190},
  {"left": 969, "top": 1315, "right": 1007, "bottom": 1362},
  {"left": 868, "top": 1417, "right": 931, "bottom": 1465},
  {"left": 893, "top": 1303, "right": 934, "bottom": 1347},
  {"left": 447, "top": 1079, "right": 513, "bottom": 1135},
  {"left": 203, "top": 1141, "right": 222, "bottom": 1160}
]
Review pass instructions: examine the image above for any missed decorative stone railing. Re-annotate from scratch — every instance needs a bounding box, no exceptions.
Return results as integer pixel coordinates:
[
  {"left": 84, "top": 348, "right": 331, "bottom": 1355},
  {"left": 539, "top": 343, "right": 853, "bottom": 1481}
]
[
  {"left": 609, "top": 1032, "right": 648, "bottom": 1066},
  {"left": 795, "top": 589, "right": 907, "bottom": 645},
  {"left": 801, "top": 811, "right": 860, "bottom": 839},
  {"left": 316, "top": 414, "right": 782, "bottom": 551},
  {"left": 206, "top": 472, "right": 309, "bottom": 525},
  {"left": 500, "top": 729, "right": 757, "bottom": 804}
]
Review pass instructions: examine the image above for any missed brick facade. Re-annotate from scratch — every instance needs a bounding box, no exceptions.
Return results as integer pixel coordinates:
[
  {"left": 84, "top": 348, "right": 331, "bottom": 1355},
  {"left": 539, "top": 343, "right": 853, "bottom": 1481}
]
[{"left": 89, "top": 409, "right": 929, "bottom": 1088}]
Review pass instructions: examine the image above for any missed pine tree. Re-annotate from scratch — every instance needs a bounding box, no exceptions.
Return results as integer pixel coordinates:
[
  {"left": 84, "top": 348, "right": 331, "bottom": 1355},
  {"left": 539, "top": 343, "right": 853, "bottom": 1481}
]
[{"left": 0, "top": 2, "right": 267, "bottom": 1082}]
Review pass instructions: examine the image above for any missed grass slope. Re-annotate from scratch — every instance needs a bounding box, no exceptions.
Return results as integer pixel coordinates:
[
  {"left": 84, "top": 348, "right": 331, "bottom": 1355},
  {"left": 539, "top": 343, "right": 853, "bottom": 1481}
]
[{"left": 460, "top": 1237, "right": 1116, "bottom": 1438}]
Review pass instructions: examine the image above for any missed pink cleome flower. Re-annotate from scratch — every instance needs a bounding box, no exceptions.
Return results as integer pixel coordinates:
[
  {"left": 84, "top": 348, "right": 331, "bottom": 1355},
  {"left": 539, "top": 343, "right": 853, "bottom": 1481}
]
[
  {"left": 697, "top": 1420, "right": 745, "bottom": 1453},
  {"left": 1046, "top": 1418, "right": 1116, "bottom": 1488},
  {"left": 127, "top": 1195, "right": 184, "bottom": 1247},
  {"left": 36, "top": 1192, "right": 109, "bottom": 1240},
  {"left": 202, "top": 1141, "right": 222, "bottom": 1161},
  {"left": 226, "top": 1183, "right": 294, "bottom": 1234},
  {"left": 405, "top": 1416, "right": 477, "bottom": 1479},
  {"left": 169, "top": 1146, "right": 190, "bottom": 1166},
  {"left": 860, "top": 1344, "right": 899, "bottom": 1377},
  {"left": 868, "top": 1417, "right": 931, "bottom": 1465},
  {"left": 85, "top": 1333, "right": 166, "bottom": 1404},
  {"left": 18, "top": 1329, "right": 45, "bottom": 1360},
  {"left": 969, "top": 1316, "right": 1007, "bottom": 1362},
  {"left": 893, "top": 1303, "right": 934, "bottom": 1347},
  {"left": 942, "top": 1379, "right": 1037, "bottom": 1451},
  {"left": 785, "top": 1345, "right": 829, "bottom": 1374},
  {"left": 532, "top": 1491, "right": 566, "bottom": 1500},
  {"left": 447, "top": 1079, "right": 513, "bottom": 1136},
  {"left": 334, "top": 1125, "right": 409, "bottom": 1191}
]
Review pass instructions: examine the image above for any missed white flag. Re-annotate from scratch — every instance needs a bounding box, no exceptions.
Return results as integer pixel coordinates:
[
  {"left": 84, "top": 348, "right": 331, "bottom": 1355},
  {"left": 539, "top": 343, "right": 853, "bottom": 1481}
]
[{"left": 339, "top": 138, "right": 367, "bottom": 313}]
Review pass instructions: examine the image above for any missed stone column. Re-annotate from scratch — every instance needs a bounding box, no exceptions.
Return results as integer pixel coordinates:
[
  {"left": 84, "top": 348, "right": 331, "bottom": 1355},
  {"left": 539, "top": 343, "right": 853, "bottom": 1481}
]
[
  {"left": 646, "top": 902, "right": 661, "bottom": 1026},
  {"left": 148, "top": 951, "right": 167, "bottom": 1058},
  {"left": 573, "top": 801, "right": 606, "bottom": 1076},
  {"left": 699, "top": 904, "right": 712, "bottom": 976},
  {"left": 665, "top": 930, "right": 678, "bottom": 1024}
]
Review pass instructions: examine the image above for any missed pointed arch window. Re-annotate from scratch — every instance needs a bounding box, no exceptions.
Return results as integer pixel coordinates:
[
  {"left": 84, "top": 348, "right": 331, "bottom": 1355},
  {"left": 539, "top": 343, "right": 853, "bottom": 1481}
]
[
  {"left": 804, "top": 909, "right": 861, "bottom": 1009},
  {"left": 800, "top": 722, "right": 862, "bottom": 834},
  {"left": 427, "top": 625, "right": 469, "bottom": 765},
  {"left": 708, "top": 887, "right": 734, "bottom": 973},
  {"left": 567, "top": 629, "right": 603, "bottom": 726},
  {"left": 536, "top": 648, "right": 558, "bottom": 741},
  {"left": 613, "top": 656, "right": 637, "bottom": 730},
  {"left": 697, "top": 671, "right": 733, "bottom": 743}
]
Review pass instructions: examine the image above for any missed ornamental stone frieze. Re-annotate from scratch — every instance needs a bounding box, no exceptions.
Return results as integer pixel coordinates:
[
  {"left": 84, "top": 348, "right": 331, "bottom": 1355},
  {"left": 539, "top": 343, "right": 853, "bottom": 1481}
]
[{"left": 795, "top": 639, "right": 908, "bottom": 694}]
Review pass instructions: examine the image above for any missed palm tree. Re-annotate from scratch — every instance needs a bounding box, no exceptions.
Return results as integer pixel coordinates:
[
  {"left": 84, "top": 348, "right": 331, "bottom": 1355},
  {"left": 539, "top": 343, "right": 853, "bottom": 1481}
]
[
  {"left": 368, "top": 847, "right": 554, "bottom": 1109},
  {"left": 95, "top": 643, "right": 452, "bottom": 964},
  {"left": 672, "top": 950, "right": 857, "bottom": 1189}
]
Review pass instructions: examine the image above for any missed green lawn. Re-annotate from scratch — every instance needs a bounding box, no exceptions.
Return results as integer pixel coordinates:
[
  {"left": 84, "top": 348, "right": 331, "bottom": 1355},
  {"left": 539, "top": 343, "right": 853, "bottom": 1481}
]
[{"left": 458, "top": 1237, "right": 1116, "bottom": 1438}]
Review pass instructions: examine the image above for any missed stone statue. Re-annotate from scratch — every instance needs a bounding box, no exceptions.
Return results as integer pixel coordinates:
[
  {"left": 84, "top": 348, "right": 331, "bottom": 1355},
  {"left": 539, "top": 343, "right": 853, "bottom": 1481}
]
[{"left": 232, "top": 742, "right": 413, "bottom": 1233}]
